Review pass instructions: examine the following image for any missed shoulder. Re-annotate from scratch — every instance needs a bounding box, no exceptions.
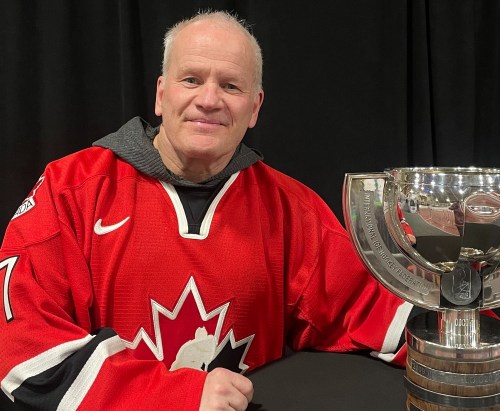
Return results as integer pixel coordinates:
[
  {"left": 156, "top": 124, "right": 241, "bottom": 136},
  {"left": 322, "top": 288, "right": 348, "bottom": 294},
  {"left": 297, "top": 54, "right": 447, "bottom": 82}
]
[
  {"left": 242, "top": 162, "right": 346, "bottom": 234},
  {"left": 46, "top": 146, "right": 123, "bottom": 176},
  {"left": 244, "top": 161, "right": 318, "bottom": 198},
  {"left": 3, "top": 147, "right": 143, "bottom": 246},
  {"left": 44, "top": 146, "right": 138, "bottom": 189}
]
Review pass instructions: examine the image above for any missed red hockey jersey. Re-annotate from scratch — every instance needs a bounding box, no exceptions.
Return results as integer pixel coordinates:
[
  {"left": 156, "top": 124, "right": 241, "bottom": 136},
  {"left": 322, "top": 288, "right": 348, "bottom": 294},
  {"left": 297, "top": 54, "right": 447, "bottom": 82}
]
[{"left": 0, "top": 142, "right": 409, "bottom": 409}]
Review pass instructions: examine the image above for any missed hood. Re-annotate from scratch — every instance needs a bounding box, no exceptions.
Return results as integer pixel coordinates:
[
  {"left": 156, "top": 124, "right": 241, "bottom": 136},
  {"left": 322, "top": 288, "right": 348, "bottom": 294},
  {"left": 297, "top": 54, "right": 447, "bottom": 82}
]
[{"left": 92, "top": 117, "right": 263, "bottom": 187}]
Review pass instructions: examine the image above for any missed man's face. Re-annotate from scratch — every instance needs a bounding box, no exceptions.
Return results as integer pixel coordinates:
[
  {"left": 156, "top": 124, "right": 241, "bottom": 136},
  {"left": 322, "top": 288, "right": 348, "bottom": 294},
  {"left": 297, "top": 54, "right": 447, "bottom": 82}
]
[{"left": 154, "top": 20, "right": 264, "bottom": 174}]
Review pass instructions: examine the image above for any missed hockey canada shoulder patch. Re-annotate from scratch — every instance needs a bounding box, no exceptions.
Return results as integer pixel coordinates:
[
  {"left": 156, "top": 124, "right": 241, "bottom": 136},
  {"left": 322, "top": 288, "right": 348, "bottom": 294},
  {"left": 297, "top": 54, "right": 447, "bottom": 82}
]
[{"left": 12, "top": 175, "right": 45, "bottom": 220}]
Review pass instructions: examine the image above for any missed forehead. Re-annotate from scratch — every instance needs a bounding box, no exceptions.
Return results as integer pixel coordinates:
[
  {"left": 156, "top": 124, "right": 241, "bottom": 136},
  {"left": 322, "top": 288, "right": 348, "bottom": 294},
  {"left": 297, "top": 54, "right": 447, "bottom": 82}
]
[{"left": 170, "top": 20, "right": 255, "bottom": 74}]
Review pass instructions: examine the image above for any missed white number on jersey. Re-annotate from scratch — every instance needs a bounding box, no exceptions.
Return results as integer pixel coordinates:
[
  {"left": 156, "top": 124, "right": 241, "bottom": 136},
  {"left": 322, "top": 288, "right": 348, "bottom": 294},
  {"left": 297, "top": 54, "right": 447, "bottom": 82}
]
[{"left": 1, "top": 256, "right": 19, "bottom": 322}]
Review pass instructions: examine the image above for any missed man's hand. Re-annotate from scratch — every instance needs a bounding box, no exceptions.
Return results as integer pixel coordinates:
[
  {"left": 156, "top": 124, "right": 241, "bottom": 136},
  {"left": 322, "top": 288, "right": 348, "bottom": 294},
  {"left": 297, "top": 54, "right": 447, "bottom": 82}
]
[{"left": 199, "top": 367, "right": 253, "bottom": 410}]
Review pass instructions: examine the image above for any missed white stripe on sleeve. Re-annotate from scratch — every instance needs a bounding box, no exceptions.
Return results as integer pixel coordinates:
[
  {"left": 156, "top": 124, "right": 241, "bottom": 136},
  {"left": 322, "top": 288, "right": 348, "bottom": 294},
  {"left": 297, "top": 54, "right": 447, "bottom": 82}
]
[
  {"left": 57, "top": 335, "right": 125, "bottom": 411},
  {"left": 1, "top": 335, "right": 95, "bottom": 401},
  {"left": 370, "top": 301, "right": 413, "bottom": 363}
]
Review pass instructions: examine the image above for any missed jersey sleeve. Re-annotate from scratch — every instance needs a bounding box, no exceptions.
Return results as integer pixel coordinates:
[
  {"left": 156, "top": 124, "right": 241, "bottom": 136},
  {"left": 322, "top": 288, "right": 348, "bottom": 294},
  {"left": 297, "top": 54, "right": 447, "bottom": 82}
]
[
  {"left": 283, "top": 197, "right": 499, "bottom": 367},
  {"left": 284, "top": 196, "right": 411, "bottom": 367},
  {"left": 0, "top": 169, "right": 206, "bottom": 410}
]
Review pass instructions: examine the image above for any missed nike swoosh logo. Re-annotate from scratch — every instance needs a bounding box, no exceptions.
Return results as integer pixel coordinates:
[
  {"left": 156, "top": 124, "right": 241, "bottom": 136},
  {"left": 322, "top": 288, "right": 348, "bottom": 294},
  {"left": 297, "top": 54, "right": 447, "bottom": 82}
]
[{"left": 94, "top": 217, "right": 130, "bottom": 235}]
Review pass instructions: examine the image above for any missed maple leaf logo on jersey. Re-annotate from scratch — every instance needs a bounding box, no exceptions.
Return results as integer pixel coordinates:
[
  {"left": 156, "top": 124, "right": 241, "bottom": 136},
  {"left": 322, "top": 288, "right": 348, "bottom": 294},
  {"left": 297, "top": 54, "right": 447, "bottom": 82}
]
[
  {"left": 122, "top": 277, "right": 254, "bottom": 374},
  {"left": 12, "top": 175, "right": 45, "bottom": 220}
]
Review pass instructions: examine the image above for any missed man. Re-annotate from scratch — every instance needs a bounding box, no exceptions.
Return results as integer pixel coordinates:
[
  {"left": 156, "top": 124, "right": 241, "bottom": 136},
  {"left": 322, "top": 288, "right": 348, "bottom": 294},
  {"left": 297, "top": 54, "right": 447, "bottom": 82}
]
[{"left": 0, "top": 11, "right": 412, "bottom": 410}]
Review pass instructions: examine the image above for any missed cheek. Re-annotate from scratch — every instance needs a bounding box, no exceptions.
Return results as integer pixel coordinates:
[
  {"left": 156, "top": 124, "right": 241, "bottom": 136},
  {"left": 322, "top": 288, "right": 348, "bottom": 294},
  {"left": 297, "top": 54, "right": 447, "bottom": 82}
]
[
  {"left": 239, "top": 103, "right": 259, "bottom": 127},
  {"left": 231, "top": 100, "right": 252, "bottom": 118},
  {"left": 164, "top": 93, "right": 192, "bottom": 117}
]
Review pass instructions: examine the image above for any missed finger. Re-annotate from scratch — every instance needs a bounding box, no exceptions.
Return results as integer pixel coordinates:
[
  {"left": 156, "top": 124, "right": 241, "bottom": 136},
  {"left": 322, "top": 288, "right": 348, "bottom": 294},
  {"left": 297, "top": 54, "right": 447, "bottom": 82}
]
[
  {"left": 227, "top": 387, "right": 251, "bottom": 411},
  {"left": 228, "top": 394, "right": 250, "bottom": 411},
  {"left": 231, "top": 373, "right": 253, "bottom": 403}
]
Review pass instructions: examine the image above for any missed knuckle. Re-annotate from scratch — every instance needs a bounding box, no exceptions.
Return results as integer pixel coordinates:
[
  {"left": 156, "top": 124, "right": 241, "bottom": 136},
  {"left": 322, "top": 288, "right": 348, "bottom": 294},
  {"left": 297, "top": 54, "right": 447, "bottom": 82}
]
[{"left": 213, "top": 382, "right": 230, "bottom": 396}]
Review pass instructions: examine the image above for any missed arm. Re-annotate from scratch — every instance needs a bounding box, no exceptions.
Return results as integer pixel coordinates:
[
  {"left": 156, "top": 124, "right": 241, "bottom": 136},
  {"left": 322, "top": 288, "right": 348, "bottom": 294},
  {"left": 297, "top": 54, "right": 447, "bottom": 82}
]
[
  {"left": 284, "top": 195, "right": 499, "bottom": 368},
  {"left": 284, "top": 203, "right": 411, "bottom": 367},
  {"left": 0, "top": 168, "right": 256, "bottom": 411},
  {"left": 0, "top": 172, "right": 211, "bottom": 410},
  {"left": 0, "top": 240, "right": 208, "bottom": 411}
]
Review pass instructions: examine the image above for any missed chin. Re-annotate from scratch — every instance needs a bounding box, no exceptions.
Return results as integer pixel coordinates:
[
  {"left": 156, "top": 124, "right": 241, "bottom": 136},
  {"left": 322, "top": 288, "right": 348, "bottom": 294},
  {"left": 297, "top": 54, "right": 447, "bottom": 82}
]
[
  {"left": 184, "top": 135, "right": 226, "bottom": 153},
  {"left": 183, "top": 145, "right": 221, "bottom": 160}
]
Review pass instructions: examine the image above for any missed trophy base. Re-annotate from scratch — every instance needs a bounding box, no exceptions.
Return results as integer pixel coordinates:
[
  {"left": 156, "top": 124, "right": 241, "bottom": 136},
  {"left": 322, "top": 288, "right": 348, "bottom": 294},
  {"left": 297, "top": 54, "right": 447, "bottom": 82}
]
[{"left": 405, "top": 312, "right": 500, "bottom": 410}]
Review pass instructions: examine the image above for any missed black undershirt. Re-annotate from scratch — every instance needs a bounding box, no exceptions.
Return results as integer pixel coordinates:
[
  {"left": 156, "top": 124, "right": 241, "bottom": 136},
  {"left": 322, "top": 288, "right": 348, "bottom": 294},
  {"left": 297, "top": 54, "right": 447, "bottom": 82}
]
[{"left": 175, "top": 177, "right": 229, "bottom": 235}]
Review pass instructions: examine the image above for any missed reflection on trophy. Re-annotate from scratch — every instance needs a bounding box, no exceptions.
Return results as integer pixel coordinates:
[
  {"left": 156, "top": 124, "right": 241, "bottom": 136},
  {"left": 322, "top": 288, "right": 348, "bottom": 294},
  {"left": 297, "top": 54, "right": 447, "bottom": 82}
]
[{"left": 343, "top": 167, "right": 500, "bottom": 410}]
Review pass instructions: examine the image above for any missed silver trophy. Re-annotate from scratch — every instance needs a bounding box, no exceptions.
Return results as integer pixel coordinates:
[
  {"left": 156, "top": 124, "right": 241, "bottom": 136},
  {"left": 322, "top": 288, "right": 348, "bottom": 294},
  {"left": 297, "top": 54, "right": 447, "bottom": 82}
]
[{"left": 343, "top": 167, "right": 500, "bottom": 411}]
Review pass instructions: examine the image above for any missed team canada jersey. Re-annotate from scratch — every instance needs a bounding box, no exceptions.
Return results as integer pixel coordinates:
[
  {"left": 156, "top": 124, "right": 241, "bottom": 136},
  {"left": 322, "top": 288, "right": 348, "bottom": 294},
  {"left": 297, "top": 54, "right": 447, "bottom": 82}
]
[{"left": 0, "top": 126, "right": 411, "bottom": 409}]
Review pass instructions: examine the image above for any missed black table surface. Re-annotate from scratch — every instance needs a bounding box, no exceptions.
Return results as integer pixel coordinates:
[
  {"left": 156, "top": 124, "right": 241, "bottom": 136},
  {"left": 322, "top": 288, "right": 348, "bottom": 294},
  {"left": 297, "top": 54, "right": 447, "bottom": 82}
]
[
  {"left": 0, "top": 351, "right": 407, "bottom": 410},
  {"left": 248, "top": 351, "right": 407, "bottom": 411}
]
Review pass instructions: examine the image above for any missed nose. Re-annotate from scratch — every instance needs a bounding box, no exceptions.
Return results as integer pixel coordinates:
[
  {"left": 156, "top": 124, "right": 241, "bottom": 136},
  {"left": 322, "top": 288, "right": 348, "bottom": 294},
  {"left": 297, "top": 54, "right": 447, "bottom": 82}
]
[{"left": 195, "top": 83, "right": 222, "bottom": 110}]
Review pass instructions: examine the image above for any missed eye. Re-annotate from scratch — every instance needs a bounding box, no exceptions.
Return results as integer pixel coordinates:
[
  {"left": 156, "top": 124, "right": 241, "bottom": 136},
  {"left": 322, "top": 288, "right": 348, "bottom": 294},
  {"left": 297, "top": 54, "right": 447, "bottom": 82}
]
[
  {"left": 182, "top": 77, "right": 200, "bottom": 86},
  {"left": 222, "top": 83, "right": 241, "bottom": 92}
]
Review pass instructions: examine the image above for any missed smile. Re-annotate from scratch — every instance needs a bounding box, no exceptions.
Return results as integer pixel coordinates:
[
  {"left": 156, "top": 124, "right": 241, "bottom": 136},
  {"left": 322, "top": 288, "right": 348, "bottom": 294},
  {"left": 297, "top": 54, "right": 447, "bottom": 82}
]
[
  {"left": 189, "top": 118, "right": 224, "bottom": 125},
  {"left": 187, "top": 119, "right": 227, "bottom": 130}
]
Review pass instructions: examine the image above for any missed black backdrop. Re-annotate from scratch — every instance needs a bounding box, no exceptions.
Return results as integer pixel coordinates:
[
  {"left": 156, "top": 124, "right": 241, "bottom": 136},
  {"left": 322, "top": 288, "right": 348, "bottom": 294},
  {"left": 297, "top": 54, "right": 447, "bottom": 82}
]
[
  {"left": 1, "top": 1, "right": 499, "bottom": 236},
  {"left": 0, "top": 0, "right": 500, "bottom": 409}
]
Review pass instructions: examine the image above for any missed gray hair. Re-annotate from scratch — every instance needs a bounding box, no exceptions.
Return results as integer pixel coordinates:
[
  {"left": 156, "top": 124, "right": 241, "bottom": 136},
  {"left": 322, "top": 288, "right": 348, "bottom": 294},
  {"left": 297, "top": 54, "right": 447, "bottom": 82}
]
[{"left": 161, "top": 10, "right": 263, "bottom": 92}]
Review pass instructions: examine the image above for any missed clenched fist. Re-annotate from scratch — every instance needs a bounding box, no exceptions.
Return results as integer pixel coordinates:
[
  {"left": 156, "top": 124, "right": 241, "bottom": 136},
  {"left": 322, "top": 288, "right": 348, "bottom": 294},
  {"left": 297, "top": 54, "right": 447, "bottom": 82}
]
[{"left": 199, "top": 368, "right": 254, "bottom": 411}]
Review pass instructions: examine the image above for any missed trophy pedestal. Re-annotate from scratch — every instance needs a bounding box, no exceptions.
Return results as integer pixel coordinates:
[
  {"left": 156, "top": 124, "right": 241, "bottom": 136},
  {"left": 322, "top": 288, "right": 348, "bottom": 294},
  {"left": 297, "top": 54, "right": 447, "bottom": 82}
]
[{"left": 405, "top": 312, "right": 500, "bottom": 410}]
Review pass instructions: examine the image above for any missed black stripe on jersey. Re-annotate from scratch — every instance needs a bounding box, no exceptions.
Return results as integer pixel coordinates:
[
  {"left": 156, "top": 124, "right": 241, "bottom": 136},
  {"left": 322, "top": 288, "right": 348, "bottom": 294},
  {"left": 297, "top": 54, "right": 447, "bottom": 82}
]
[{"left": 11, "top": 328, "right": 117, "bottom": 410}]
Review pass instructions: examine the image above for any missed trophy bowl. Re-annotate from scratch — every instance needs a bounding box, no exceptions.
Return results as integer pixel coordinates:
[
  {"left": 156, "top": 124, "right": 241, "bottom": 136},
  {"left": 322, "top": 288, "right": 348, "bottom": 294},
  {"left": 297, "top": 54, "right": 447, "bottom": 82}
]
[{"left": 343, "top": 167, "right": 500, "bottom": 411}]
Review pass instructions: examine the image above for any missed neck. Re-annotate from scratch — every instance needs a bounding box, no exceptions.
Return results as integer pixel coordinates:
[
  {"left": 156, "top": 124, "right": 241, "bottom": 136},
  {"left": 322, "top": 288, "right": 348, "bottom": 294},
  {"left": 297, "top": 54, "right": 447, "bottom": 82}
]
[{"left": 153, "top": 130, "right": 231, "bottom": 183}]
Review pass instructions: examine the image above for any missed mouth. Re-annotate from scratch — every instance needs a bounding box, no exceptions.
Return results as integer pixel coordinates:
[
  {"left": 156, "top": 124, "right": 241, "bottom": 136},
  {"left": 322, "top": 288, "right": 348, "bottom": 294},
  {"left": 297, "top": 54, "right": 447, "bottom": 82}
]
[
  {"left": 189, "top": 118, "right": 225, "bottom": 125},
  {"left": 186, "top": 118, "right": 228, "bottom": 132}
]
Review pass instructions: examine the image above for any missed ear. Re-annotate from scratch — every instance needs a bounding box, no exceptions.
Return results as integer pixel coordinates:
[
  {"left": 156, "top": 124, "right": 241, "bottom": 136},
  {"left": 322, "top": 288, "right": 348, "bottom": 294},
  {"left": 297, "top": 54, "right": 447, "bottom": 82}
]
[
  {"left": 248, "top": 89, "right": 264, "bottom": 129},
  {"left": 154, "top": 76, "right": 166, "bottom": 117}
]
